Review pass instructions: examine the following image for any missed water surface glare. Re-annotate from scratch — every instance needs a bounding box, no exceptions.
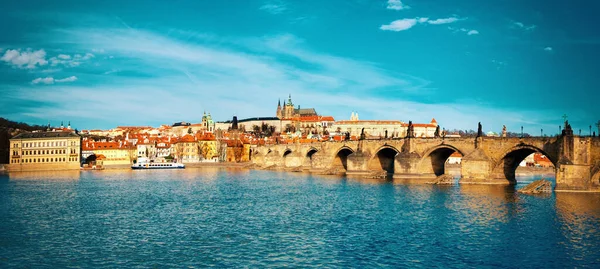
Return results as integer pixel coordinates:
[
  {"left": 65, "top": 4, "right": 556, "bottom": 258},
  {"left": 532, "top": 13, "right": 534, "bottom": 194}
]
[{"left": 1, "top": 169, "right": 599, "bottom": 268}]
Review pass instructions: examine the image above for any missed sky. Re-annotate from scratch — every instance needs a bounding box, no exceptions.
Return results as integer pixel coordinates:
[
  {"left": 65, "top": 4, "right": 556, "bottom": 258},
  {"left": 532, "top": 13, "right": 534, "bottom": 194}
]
[{"left": 0, "top": 0, "right": 598, "bottom": 134}]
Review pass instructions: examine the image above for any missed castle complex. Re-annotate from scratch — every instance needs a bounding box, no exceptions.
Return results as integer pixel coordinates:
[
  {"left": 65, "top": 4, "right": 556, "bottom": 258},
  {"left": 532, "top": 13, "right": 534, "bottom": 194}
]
[{"left": 276, "top": 94, "right": 318, "bottom": 119}]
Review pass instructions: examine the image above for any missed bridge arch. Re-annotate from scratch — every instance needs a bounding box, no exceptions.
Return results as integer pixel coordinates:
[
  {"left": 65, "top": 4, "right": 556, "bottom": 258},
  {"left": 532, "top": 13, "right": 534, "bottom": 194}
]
[
  {"left": 332, "top": 146, "right": 354, "bottom": 171},
  {"left": 591, "top": 170, "right": 600, "bottom": 188},
  {"left": 420, "top": 144, "right": 465, "bottom": 176},
  {"left": 304, "top": 147, "right": 319, "bottom": 168},
  {"left": 367, "top": 145, "right": 400, "bottom": 175},
  {"left": 494, "top": 144, "right": 557, "bottom": 183},
  {"left": 282, "top": 148, "right": 292, "bottom": 158}
]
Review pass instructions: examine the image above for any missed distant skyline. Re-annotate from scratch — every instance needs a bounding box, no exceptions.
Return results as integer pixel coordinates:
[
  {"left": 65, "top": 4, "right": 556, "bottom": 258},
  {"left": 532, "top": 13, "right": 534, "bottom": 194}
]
[{"left": 0, "top": 0, "right": 598, "bottom": 134}]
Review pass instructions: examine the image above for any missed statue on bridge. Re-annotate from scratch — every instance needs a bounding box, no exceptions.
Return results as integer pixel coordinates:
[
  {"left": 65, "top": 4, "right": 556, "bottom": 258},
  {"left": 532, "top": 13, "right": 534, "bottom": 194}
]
[
  {"left": 434, "top": 125, "right": 440, "bottom": 138},
  {"left": 385, "top": 130, "right": 388, "bottom": 139},
  {"left": 502, "top": 125, "right": 507, "bottom": 138},
  {"left": 360, "top": 128, "right": 366, "bottom": 140},
  {"left": 562, "top": 120, "right": 573, "bottom": 136},
  {"left": 406, "top": 121, "right": 415, "bottom": 138},
  {"left": 477, "top": 122, "right": 483, "bottom": 137}
]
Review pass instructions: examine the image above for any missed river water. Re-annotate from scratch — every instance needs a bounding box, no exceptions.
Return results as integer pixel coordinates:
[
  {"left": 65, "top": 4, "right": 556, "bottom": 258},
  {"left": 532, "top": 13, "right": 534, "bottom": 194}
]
[{"left": 0, "top": 168, "right": 599, "bottom": 268}]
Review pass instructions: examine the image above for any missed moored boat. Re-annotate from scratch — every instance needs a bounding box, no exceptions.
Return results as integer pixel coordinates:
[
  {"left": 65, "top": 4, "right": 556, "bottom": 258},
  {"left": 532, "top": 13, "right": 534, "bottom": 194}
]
[{"left": 131, "top": 162, "right": 185, "bottom": 169}]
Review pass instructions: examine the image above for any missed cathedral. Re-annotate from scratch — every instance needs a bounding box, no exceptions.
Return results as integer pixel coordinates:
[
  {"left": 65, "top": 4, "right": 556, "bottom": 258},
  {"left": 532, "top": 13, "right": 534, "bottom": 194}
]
[{"left": 276, "top": 95, "right": 318, "bottom": 119}]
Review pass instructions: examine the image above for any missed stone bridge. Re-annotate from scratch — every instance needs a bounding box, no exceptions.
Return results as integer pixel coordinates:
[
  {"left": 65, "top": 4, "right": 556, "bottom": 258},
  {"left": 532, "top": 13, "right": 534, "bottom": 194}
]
[{"left": 251, "top": 134, "right": 600, "bottom": 192}]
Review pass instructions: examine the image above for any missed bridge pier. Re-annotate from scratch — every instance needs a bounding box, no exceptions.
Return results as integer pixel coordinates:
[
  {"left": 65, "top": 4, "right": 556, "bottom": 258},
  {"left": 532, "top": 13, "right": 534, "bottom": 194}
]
[
  {"left": 460, "top": 148, "right": 506, "bottom": 184},
  {"left": 309, "top": 151, "right": 333, "bottom": 173},
  {"left": 345, "top": 151, "right": 372, "bottom": 176},
  {"left": 556, "top": 164, "right": 592, "bottom": 191},
  {"left": 392, "top": 152, "right": 436, "bottom": 180},
  {"left": 283, "top": 152, "right": 303, "bottom": 168}
]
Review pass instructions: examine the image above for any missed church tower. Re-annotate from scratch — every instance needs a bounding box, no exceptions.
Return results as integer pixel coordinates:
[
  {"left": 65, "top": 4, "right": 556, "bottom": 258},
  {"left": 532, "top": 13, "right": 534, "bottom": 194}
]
[
  {"left": 276, "top": 99, "right": 282, "bottom": 119},
  {"left": 284, "top": 94, "right": 294, "bottom": 119},
  {"left": 202, "top": 111, "right": 208, "bottom": 130}
]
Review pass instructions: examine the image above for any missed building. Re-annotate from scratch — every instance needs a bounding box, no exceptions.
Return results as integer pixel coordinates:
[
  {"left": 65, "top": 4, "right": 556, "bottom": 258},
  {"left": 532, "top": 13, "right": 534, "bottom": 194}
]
[
  {"left": 331, "top": 112, "right": 439, "bottom": 138},
  {"left": 215, "top": 117, "right": 291, "bottom": 134},
  {"left": 173, "top": 134, "right": 200, "bottom": 163},
  {"left": 534, "top": 153, "right": 553, "bottom": 168},
  {"left": 276, "top": 95, "right": 318, "bottom": 119},
  {"left": 201, "top": 111, "right": 215, "bottom": 132},
  {"left": 82, "top": 140, "right": 136, "bottom": 166},
  {"left": 447, "top": 152, "right": 462, "bottom": 164},
  {"left": 7, "top": 130, "right": 81, "bottom": 171},
  {"left": 332, "top": 112, "right": 405, "bottom": 138},
  {"left": 197, "top": 132, "right": 218, "bottom": 161}
]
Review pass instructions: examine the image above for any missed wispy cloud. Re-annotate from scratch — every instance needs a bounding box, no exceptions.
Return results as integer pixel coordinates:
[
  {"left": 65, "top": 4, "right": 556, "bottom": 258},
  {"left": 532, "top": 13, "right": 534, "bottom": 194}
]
[
  {"left": 260, "top": 1, "right": 287, "bottom": 14},
  {"left": 380, "top": 18, "right": 418, "bottom": 31},
  {"left": 427, "top": 17, "right": 460, "bottom": 25},
  {"left": 1, "top": 49, "right": 48, "bottom": 69},
  {"left": 512, "top": 21, "right": 536, "bottom": 31},
  {"left": 32, "top": 76, "right": 77, "bottom": 84},
  {"left": 544, "top": 47, "right": 553, "bottom": 52},
  {"left": 386, "top": 0, "right": 410, "bottom": 10},
  {"left": 11, "top": 26, "right": 432, "bottom": 127},
  {"left": 383, "top": 17, "right": 465, "bottom": 32},
  {"left": 448, "top": 27, "right": 479, "bottom": 36},
  {"left": 49, "top": 53, "right": 94, "bottom": 67}
]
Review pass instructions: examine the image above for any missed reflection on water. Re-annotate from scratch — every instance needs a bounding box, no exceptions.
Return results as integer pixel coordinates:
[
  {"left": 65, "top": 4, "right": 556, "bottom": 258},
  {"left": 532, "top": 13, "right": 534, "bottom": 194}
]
[
  {"left": 7, "top": 170, "right": 81, "bottom": 181},
  {"left": 0, "top": 169, "right": 598, "bottom": 268}
]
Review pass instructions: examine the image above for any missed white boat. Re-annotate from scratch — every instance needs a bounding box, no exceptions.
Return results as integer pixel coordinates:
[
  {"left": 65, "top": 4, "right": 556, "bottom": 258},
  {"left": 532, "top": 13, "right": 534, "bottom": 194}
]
[{"left": 131, "top": 162, "right": 185, "bottom": 169}]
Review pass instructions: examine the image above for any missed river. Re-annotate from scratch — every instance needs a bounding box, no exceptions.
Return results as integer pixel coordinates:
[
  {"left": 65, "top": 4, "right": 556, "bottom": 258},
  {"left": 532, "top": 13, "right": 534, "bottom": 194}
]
[{"left": 1, "top": 168, "right": 599, "bottom": 268}]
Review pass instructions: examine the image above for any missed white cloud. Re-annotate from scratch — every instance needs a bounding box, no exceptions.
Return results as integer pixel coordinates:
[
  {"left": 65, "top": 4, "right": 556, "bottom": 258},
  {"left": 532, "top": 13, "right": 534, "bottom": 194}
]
[
  {"left": 512, "top": 21, "right": 536, "bottom": 31},
  {"left": 427, "top": 17, "right": 460, "bottom": 25},
  {"left": 49, "top": 52, "right": 93, "bottom": 67},
  {"left": 387, "top": 0, "right": 410, "bottom": 10},
  {"left": 31, "top": 76, "right": 78, "bottom": 85},
  {"left": 380, "top": 18, "right": 418, "bottom": 31},
  {"left": 447, "top": 27, "right": 479, "bottom": 36},
  {"left": 544, "top": 47, "right": 553, "bottom": 51},
  {"left": 32, "top": 77, "right": 55, "bottom": 84},
  {"left": 55, "top": 76, "right": 77, "bottom": 83},
  {"left": 19, "top": 28, "right": 430, "bottom": 126},
  {"left": 260, "top": 2, "right": 287, "bottom": 14},
  {"left": 417, "top": 17, "right": 429, "bottom": 23},
  {"left": 1, "top": 49, "right": 48, "bottom": 69}
]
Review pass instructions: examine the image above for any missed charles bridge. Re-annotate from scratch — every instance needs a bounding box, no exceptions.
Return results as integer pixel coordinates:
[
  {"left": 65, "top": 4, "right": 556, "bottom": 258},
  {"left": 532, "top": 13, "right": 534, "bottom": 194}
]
[{"left": 251, "top": 132, "right": 600, "bottom": 192}]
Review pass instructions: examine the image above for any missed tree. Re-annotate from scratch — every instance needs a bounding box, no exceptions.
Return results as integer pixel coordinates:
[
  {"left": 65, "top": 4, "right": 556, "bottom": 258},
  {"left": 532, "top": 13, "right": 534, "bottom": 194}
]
[
  {"left": 187, "top": 127, "right": 192, "bottom": 134},
  {"left": 252, "top": 125, "right": 261, "bottom": 136},
  {"left": 200, "top": 142, "right": 211, "bottom": 160}
]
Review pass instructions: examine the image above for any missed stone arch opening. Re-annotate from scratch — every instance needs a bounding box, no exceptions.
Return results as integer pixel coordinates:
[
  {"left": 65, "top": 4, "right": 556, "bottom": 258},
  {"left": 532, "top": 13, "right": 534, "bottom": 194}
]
[
  {"left": 304, "top": 148, "right": 318, "bottom": 168},
  {"left": 368, "top": 147, "right": 399, "bottom": 175},
  {"left": 423, "top": 146, "right": 463, "bottom": 177},
  {"left": 84, "top": 154, "right": 97, "bottom": 165},
  {"left": 333, "top": 147, "right": 354, "bottom": 170},
  {"left": 282, "top": 149, "right": 292, "bottom": 158},
  {"left": 592, "top": 171, "right": 600, "bottom": 188},
  {"left": 498, "top": 146, "right": 556, "bottom": 184}
]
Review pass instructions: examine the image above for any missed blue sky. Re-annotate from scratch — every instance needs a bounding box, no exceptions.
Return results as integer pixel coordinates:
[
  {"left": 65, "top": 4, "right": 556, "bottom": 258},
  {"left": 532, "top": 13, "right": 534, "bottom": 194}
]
[{"left": 0, "top": 0, "right": 597, "bottom": 134}]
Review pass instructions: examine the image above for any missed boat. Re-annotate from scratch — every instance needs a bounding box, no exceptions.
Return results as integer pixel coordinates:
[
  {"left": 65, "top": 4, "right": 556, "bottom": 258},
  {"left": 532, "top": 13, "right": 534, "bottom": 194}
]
[{"left": 131, "top": 162, "right": 185, "bottom": 169}]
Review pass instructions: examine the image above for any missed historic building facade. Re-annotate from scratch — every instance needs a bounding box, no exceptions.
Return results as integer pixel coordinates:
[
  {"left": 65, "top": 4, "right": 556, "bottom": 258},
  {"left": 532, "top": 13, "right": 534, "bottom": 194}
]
[
  {"left": 331, "top": 112, "right": 439, "bottom": 138},
  {"left": 276, "top": 95, "right": 318, "bottom": 120},
  {"left": 7, "top": 131, "right": 82, "bottom": 171}
]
